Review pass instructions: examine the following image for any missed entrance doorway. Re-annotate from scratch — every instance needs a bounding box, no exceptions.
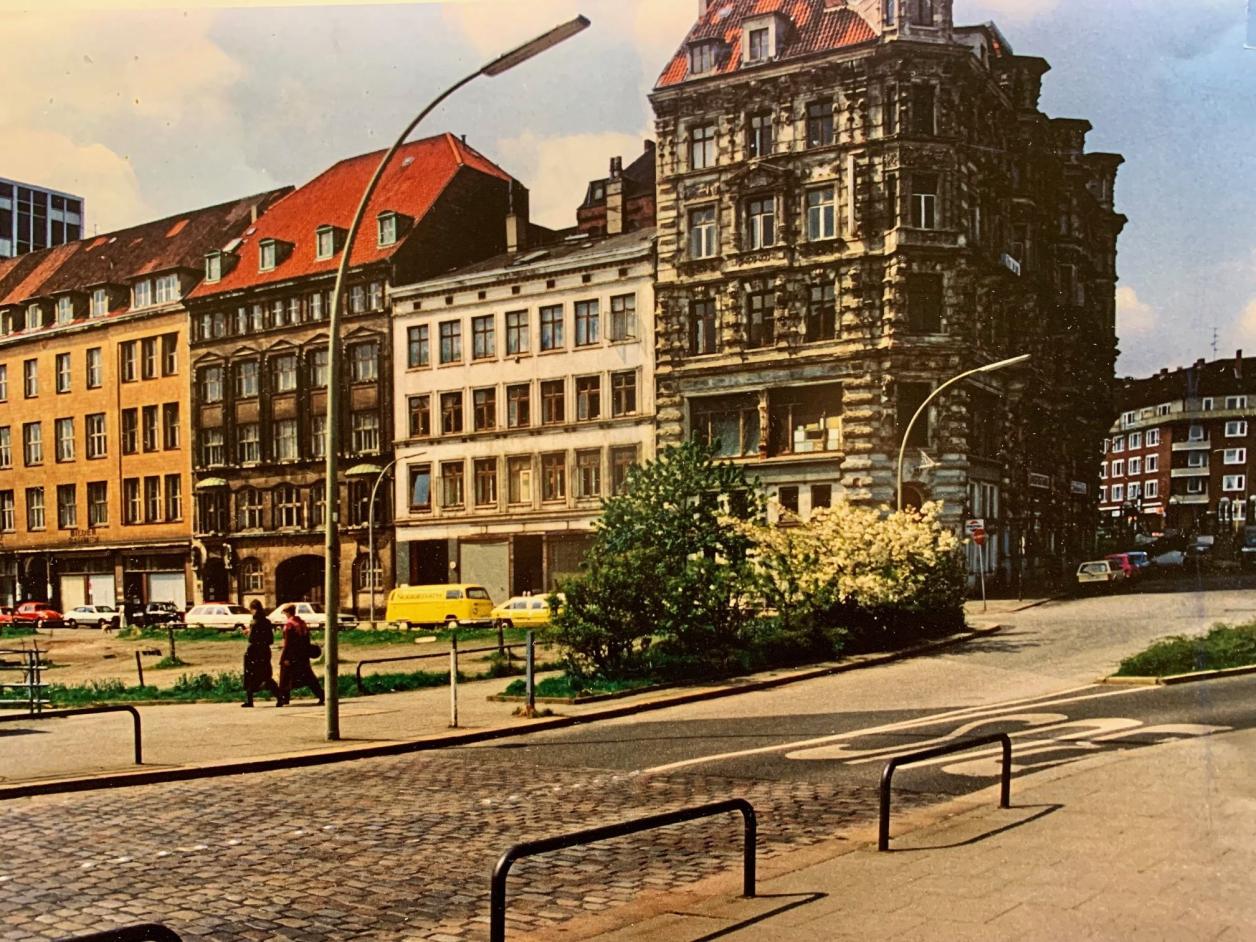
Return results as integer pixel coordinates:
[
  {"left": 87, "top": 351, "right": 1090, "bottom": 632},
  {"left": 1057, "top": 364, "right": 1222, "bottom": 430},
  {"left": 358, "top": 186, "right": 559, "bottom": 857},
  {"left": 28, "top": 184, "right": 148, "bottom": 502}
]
[
  {"left": 512, "top": 535, "right": 543, "bottom": 595},
  {"left": 201, "top": 556, "right": 229, "bottom": 602},
  {"left": 275, "top": 555, "right": 324, "bottom": 604},
  {"left": 409, "top": 540, "right": 449, "bottom": 586}
]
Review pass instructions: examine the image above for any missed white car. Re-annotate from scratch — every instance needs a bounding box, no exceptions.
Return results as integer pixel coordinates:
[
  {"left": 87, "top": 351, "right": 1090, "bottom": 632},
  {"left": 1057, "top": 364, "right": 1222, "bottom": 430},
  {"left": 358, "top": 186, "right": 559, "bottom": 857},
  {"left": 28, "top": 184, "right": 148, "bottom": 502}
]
[
  {"left": 267, "top": 602, "right": 358, "bottom": 631},
  {"left": 183, "top": 603, "right": 252, "bottom": 630},
  {"left": 1076, "top": 560, "right": 1125, "bottom": 590},
  {"left": 64, "top": 604, "right": 121, "bottom": 630}
]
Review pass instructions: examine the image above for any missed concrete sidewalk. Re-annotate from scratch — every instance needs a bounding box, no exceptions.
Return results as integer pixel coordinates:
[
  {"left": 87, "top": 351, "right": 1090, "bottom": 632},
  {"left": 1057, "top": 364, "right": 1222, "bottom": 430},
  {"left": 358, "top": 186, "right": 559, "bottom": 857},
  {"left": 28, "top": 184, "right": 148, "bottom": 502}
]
[{"left": 551, "top": 727, "right": 1256, "bottom": 941}]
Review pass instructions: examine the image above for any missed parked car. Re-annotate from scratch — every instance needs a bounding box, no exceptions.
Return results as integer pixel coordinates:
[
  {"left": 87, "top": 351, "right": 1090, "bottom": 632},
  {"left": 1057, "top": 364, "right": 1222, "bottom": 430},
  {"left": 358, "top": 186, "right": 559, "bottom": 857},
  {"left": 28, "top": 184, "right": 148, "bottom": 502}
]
[
  {"left": 385, "top": 584, "right": 494, "bottom": 629},
  {"left": 1151, "top": 550, "right": 1187, "bottom": 569},
  {"left": 267, "top": 602, "right": 358, "bottom": 631},
  {"left": 1076, "top": 560, "right": 1125, "bottom": 591},
  {"left": 490, "top": 594, "right": 563, "bottom": 630},
  {"left": 0, "top": 606, "right": 15, "bottom": 627},
  {"left": 64, "top": 604, "right": 121, "bottom": 630},
  {"left": 140, "top": 601, "right": 182, "bottom": 628},
  {"left": 12, "top": 602, "right": 64, "bottom": 629},
  {"left": 183, "top": 602, "right": 252, "bottom": 630},
  {"left": 1105, "top": 552, "right": 1148, "bottom": 581}
]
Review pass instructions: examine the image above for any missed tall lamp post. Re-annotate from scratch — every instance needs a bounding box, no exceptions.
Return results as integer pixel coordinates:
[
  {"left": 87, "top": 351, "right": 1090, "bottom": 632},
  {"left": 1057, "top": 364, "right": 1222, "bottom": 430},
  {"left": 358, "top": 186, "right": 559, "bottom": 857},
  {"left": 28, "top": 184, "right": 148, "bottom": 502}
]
[
  {"left": 321, "top": 15, "right": 591, "bottom": 741},
  {"left": 346, "top": 449, "right": 424, "bottom": 629},
  {"left": 896, "top": 354, "right": 1032, "bottom": 512}
]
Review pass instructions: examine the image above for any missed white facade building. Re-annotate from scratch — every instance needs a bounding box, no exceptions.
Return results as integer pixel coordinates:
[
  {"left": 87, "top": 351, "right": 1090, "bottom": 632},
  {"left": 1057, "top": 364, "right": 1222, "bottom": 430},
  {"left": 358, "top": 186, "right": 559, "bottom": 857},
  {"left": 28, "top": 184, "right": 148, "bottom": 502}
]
[
  {"left": 0, "top": 178, "right": 85, "bottom": 258},
  {"left": 390, "top": 228, "right": 656, "bottom": 601}
]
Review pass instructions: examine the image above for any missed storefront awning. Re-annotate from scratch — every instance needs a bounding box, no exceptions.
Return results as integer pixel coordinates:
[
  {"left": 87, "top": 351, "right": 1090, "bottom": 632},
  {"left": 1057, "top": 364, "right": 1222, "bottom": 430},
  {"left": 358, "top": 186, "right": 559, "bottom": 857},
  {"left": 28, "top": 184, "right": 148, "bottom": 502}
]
[{"left": 195, "top": 477, "right": 229, "bottom": 490}]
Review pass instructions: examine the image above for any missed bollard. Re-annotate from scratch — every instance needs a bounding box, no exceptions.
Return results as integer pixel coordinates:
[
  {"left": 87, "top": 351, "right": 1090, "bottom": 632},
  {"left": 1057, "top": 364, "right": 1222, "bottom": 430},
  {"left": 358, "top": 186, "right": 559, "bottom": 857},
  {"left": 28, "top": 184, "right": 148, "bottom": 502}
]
[
  {"left": 449, "top": 633, "right": 459, "bottom": 728},
  {"left": 135, "top": 650, "right": 145, "bottom": 688},
  {"left": 525, "top": 630, "right": 536, "bottom": 718}
]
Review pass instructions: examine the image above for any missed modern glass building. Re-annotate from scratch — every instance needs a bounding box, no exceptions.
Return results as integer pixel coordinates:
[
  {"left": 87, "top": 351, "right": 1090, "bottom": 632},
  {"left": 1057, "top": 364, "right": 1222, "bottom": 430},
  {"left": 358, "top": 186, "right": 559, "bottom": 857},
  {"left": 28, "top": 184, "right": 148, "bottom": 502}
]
[{"left": 0, "top": 177, "right": 85, "bottom": 258}]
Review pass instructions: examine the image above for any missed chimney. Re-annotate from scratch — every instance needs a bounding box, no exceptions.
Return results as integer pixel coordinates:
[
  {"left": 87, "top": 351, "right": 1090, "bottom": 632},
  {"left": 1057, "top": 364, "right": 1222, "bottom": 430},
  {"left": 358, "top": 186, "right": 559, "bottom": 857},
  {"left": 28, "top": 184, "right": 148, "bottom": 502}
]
[
  {"left": 1237, "top": 349, "right": 1244, "bottom": 380},
  {"left": 606, "top": 156, "right": 625, "bottom": 236},
  {"left": 505, "top": 184, "right": 528, "bottom": 254}
]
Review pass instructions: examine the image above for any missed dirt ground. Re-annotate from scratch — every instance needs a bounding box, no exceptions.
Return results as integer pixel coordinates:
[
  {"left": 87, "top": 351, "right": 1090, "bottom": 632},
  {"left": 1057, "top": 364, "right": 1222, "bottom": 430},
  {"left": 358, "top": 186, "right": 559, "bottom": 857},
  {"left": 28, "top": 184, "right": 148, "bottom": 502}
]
[{"left": 8, "top": 626, "right": 552, "bottom": 690}]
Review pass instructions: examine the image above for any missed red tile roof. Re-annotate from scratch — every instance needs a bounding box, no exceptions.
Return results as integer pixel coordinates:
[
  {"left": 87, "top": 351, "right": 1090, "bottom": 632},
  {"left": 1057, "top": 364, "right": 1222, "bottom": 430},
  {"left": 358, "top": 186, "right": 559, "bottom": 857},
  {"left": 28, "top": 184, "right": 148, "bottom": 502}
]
[
  {"left": 656, "top": 0, "right": 875, "bottom": 88},
  {"left": 0, "top": 191, "right": 283, "bottom": 309},
  {"left": 188, "top": 133, "right": 513, "bottom": 299}
]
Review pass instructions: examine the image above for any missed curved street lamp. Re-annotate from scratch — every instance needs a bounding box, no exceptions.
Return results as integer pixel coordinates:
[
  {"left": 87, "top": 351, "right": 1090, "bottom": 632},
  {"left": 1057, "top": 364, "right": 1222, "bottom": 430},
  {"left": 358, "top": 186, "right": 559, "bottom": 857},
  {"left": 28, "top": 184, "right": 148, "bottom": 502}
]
[
  {"left": 321, "top": 15, "right": 591, "bottom": 741},
  {"left": 896, "top": 353, "right": 1032, "bottom": 512}
]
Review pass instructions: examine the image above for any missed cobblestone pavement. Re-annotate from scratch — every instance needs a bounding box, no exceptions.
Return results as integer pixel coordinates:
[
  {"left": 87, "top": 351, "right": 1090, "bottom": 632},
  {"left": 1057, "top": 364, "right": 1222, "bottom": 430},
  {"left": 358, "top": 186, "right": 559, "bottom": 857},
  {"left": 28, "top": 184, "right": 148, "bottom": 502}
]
[{"left": 0, "top": 749, "right": 943, "bottom": 941}]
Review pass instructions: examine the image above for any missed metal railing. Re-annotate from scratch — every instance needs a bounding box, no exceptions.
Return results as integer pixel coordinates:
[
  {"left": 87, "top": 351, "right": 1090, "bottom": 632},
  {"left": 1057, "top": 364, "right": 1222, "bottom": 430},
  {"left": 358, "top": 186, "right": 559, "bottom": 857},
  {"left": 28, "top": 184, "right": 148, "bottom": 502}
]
[
  {"left": 0, "top": 705, "right": 143, "bottom": 765},
  {"left": 54, "top": 923, "right": 182, "bottom": 941},
  {"left": 0, "top": 645, "right": 48, "bottom": 713},
  {"left": 490, "top": 798, "right": 757, "bottom": 942},
  {"left": 354, "top": 643, "right": 522, "bottom": 694},
  {"left": 879, "top": 732, "right": 1012, "bottom": 851}
]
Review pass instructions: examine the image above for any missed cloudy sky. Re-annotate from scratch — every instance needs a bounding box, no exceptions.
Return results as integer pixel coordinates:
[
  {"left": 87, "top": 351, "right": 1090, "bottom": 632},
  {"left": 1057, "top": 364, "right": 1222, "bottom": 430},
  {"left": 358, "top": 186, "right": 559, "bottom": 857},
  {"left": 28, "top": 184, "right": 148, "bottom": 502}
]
[{"left": 3, "top": 0, "right": 1254, "bottom": 377}]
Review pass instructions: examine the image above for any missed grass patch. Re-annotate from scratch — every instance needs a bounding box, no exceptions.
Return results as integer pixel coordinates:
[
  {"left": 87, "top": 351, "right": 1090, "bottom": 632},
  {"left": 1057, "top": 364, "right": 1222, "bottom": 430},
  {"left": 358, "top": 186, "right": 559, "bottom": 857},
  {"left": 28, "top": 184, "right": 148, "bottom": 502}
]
[
  {"left": 153, "top": 655, "right": 189, "bottom": 669},
  {"left": 0, "top": 624, "right": 36, "bottom": 639},
  {"left": 502, "top": 673, "right": 656, "bottom": 699},
  {"left": 1116, "top": 622, "right": 1256, "bottom": 677}
]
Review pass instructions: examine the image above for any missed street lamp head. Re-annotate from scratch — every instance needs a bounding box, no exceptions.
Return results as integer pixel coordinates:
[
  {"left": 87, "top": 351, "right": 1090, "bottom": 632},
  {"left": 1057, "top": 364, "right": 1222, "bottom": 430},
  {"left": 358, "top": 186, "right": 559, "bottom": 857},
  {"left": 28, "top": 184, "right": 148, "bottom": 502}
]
[
  {"left": 481, "top": 15, "right": 591, "bottom": 77},
  {"left": 977, "top": 353, "right": 1032, "bottom": 374}
]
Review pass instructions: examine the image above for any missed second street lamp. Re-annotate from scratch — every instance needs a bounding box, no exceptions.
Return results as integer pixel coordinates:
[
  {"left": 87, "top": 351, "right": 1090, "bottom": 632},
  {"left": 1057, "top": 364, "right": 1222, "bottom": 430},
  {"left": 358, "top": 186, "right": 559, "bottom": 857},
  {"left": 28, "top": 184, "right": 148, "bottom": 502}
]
[{"left": 321, "top": 15, "right": 591, "bottom": 742}]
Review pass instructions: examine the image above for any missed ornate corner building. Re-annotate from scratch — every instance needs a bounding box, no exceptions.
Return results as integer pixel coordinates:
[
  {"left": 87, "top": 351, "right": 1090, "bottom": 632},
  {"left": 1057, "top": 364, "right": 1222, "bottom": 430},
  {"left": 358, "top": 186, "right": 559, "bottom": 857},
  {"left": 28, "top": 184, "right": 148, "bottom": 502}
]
[{"left": 650, "top": 0, "right": 1126, "bottom": 587}]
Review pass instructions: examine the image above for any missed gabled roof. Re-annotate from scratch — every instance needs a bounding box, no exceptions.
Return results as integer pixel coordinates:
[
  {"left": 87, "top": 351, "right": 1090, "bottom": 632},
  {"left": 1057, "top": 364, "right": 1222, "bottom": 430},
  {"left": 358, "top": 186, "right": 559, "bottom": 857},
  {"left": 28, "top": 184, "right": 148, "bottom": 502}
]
[
  {"left": 657, "top": 0, "right": 876, "bottom": 89},
  {"left": 0, "top": 192, "right": 285, "bottom": 309},
  {"left": 188, "top": 133, "right": 514, "bottom": 299}
]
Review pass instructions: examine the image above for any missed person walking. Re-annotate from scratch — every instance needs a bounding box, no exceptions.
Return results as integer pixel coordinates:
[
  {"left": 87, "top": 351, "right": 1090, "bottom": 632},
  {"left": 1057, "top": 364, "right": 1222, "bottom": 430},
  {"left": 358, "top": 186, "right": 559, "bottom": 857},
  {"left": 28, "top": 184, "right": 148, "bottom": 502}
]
[
  {"left": 277, "top": 603, "right": 324, "bottom": 707},
  {"left": 241, "top": 599, "right": 280, "bottom": 708}
]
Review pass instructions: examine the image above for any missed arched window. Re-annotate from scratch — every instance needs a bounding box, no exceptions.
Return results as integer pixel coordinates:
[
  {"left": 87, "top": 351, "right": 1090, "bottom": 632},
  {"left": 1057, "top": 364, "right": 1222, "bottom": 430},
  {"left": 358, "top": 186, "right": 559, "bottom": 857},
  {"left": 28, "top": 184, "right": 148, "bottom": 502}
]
[
  {"left": 240, "top": 557, "right": 264, "bottom": 593},
  {"left": 236, "top": 487, "right": 263, "bottom": 530},
  {"left": 274, "top": 484, "right": 305, "bottom": 529},
  {"left": 353, "top": 553, "right": 381, "bottom": 593}
]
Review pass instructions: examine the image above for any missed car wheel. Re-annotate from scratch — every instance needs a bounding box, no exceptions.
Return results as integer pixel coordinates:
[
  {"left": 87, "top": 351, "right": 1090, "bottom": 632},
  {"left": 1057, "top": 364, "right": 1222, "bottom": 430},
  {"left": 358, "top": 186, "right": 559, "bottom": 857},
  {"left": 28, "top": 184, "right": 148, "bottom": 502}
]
[
  {"left": 65, "top": 618, "right": 77, "bottom": 629},
  {"left": 233, "top": 623, "right": 244, "bottom": 631},
  {"left": 97, "top": 619, "right": 108, "bottom": 630}
]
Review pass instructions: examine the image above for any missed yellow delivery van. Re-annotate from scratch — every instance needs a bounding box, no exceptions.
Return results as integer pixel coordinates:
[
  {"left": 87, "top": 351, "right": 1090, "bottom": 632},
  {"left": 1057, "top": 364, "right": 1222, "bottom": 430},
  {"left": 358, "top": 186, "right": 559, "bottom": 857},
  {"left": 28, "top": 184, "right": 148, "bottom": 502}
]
[{"left": 385, "top": 584, "right": 494, "bottom": 629}]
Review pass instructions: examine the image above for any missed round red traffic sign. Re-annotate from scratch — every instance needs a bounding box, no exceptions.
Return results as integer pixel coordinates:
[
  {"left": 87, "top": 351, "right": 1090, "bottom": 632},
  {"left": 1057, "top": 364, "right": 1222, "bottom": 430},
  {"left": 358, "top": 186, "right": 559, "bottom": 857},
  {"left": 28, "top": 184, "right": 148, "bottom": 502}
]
[{"left": 973, "top": 530, "right": 986, "bottom": 546}]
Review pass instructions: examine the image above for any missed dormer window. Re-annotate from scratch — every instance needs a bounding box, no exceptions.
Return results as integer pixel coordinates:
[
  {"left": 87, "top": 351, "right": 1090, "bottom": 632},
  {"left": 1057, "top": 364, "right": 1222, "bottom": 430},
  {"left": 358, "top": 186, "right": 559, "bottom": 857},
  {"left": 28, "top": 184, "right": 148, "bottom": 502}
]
[
  {"left": 0, "top": 309, "right": 12, "bottom": 336},
  {"left": 316, "top": 226, "right": 336, "bottom": 260},
  {"left": 205, "top": 251, "right": 223, "bottom": 283},
  {"left": 690, "top": 41, "right": 718, "bottom": 75},
  {"left": 259, "top": 239, "right": 278, "bottom": 272},
  {"left": 747, "top": 28, "right": 770, "bottom": 62},
  {"left": 56, "top": 296, "right": 75, "bottom": 325},
  {"left": 155, "top": 273, "right": 180, "bottom": 304},
  {"left": 377, "top": 212, "right": 398, "bottom": 247},
  {"left": 90, "top": 288, "right": 108, "bottom": 317},
  {"left": 26, "top": 303, "right": 44, "bottom": 330}
]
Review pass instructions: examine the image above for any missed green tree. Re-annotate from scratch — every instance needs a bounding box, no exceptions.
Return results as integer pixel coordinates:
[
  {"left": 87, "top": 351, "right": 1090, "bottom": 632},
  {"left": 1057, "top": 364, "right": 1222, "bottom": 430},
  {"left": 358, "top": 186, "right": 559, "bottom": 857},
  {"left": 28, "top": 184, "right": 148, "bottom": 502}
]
[{"left": 551, "top": 439, "right": 762, "bottom": 679}]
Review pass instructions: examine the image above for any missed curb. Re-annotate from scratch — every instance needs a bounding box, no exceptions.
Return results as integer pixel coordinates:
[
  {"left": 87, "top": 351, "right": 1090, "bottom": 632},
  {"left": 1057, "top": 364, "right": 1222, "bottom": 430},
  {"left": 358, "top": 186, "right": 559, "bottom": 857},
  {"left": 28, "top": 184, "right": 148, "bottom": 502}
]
[
  {"left": 1099, "top": 663, "right": 1256, "bottom": 687},
  {"left": 0, "top": 625, "right": 1000, "bottom": 801}
]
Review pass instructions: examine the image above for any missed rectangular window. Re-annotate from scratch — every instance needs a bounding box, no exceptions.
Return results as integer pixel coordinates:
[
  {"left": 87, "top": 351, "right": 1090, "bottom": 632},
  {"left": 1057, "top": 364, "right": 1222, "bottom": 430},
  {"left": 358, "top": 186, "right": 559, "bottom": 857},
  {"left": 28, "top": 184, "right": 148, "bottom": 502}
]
[
  {"left": 1144, "top": 479, "right": 1159, "bottom": 499},
  {"left": 1111, "top": 459, "right": 1125, "bottom": 477},
  {"left": 542, "top": 452, "right": 566, "bottom": 502},
  {"left": 1227, "top": 396, "right": 1248, "bottom": 410},
  {"left": 1128, "top": 457, "right": 1141, "bottom": 475},
  {"left": 377, "top": 213, "right": 398, "bottom": 247},
  {"left": 910, "top": 84, "right": 936, "bottom": 136},
  {"left": 576, "top": 449, "right": 601, "bottom": 499},
  {"left": 812, "top": 484, "right": 833, "bottom": 510},
  {"left": 86, "top": 414, "right": 106, "bottom": 458},
  {"left": 308, "top": 349, "right": 329, "bottom": 389},
  {"left": 1110, "top": 484, "right": 1125, "bottom": 502},
  {"left": 689, "top": 206, "right": 717, "bottom": 258},
  {"left": 201, "top": 428, "right": 225, "bottom": 466},
  {"left": 199, "top": 366, "right": 223, "bottom": 403},
  {"left": 0, "top": 365, "right": 6, "bottom": 402},
  {"left": 143, "top": 476, "right": 161, "bottom": 523},
  {"left": 1129, "top": 432, "right": 1142, "bottom": 449},
  {"left": 1127, "top": 482, "right": 1141, "bottom": 501},
  {"left": 1188, "top": 424, "right": 1205, "bottom": 441},
  {"left": 508, "top": 456, "right": 533, "bottom": 505},
  {"left": 90, "top": 287, "right": 109, "bottom": 317},
  {"left": 23, "top": 359, "right": 37, "bottom": 397},
  {"left": 350, "top": 413, "right": 379, "bottom": 456},
  {"left": 747, "top": 27, "right": 769, "bottom": 61},
  {"left": 1146, "top": 429, "right": 1161, "bottom": 446},
  {"left": 746, "top": 197, "right": 776, "bottom": 250},
  {"left": 237, "top": 422, "right": 261, "bottom": 464},
  {"left": 309, "top": 291, "right": 329, "bottom": 322},
  {"left": 408, "top": 464, "right": 432, "bottom": 510},
  {"left": 746, "top": 291, "right": 774, "bottom": 348},
  {"left": 310, "top": 414, "right": 327, "bottom": 460},
  {"left": 540, "top": 305, "right": 564, "bottom": 351},
  {"left": 610, "top": 295, "right": 636, "bottom": 341},
  {"left": 1226, "top": 421, "right": 1248, "bottom": 438},
  {"left": 611, "top": 371, "right": 638, "bottom": 416},
  {"left": 690, "top": 123, "right": 717, "bottom": 170},
  {"left": 350, "top": 342, "right": 379, "bottom": 382},
  {"left": 768, "top": 384, "right": 844, "bottom": 457},
  {"left": 88, "top": 482, "right": 108, "bottom": 527},
  {"left": 154, "top": 274, "right": 179, "bottom": 305},
  {"left": 316, "top": 227, "right": 335, "bottom": 260},
  {"left": 54, "top": 417, "right": 74, "bottom": 462},
  {"left": 235, "top": 361, "right": 259, "bottom": 398},
  {"left": 746, "top": 111, "right": 773, "bottom": 158},
  {"left": 474, "top": 459, "right": 498, "bottom": 507},
  {"left": 22, "top": 421, "right": 41, "bottom": 466},
  {"left": 441, "top": 391, "right": 464, "bottom": 434},
  {"left": 541, "top": 380, "right": 565, "bottom": 425},
  {"left": 133, "top": 280, "right": 153, "bottom": 309},
  {"left": 439, "top": 321, "right": 462, "bottom": 364},
  {"left": 408, "top": 395, "right": 431, "bottom": 438},
  {"left": 142, "top": 405, "right": 158, "bottom": 452},
  {"left": 441, "top": 461, "right": 465, "bottom": 508},
  {"left": 122, "top": 479, "right": 140, "bottom": 525},
  {"left": 1145, "top": 454, "right": 1159, "bottom": 473},
  {"left": 349, "top": 285, "right": 367, "bottom": 315},
  {"left": 26, "top": 487, "right": 45, "bottom": 530},
  {"left": 164, "top": 475, "right": 182, "bottom": 522},
  {"left": 1224, "top": 475, "right": 1246, "bottom": 492},
  {"left": 507, "top": 384, "right": 531, "bottom": 429},
  {"left": 0, "top": 427, "right": 11, "bottom": 468},
  {"left": 1187, "top": 452, "right": 1206, "bottom": 469},
  {"left": 55, "top": 296, "right": 73, "bottom": 325},
  {"left": 141, "top": 337, "right": 157, "bottom": 379},
  {"left": 690, "top": 41, "right": 716, "bottom": 75},
  {"left": 911, "top": 173, "right": 938, "bottom": 229},
  {"left": 574, "top": 300, "right": 600, "bottom": 346},
  {"left": 471, "top": 315, "right": 495, "bottom": 360},
  {"left": 897, "top": 382, "right": 933, "bottom": 448},
  {"left": 576, "top": 376, "right": 601, "bottom": 421},
  {"left": 273, "top": 355, "right": 298, "bottom": 392},
  {"left": 1225, "top": 448, "right": 1247, "bottom": 465},
  {"left": 473, "top": 387, "right": 497, "bottom": 431},
  {"left": 276, "top": 419, "right": 300, "bottom": 460},
  {"left": 807, "top": 100, "right": 834, "bottom": 148},
  {"left": 120, "top": 342, "right": 138, "bottom": 383},
  {"left": 1111, "top": 435, "right": 1125, "bottom": 452},
  {"left": 611, "top": 445, "right": 638, "bottom": 495},
  {"left": 691, "top": 394, "right": 761, "bottom": 458},
  {"left": 906, "top": 274, "right": 943, "bottom": 333},
  {"left": 689, "top": 299, "right": 718, "bottom": 356},
  {"left": 506, "top": 310, "right": 529, "bottom": 355},
  {"left": 55, "top": 353, "right": 71, "bottom": 393},
  {"left": 0, "top": 491, "right": 13, "bottom": 532},
  {"left": 407, "top": 324, "right": 430, "bottom": 367},
  {"left": 807, "top": 283, "right": 837, "bottom": 341},
  {"left": 806, "top": 187, "right": 836, "bottom": 241},
  {"left": 86, "top": 348, "right": 102, "bottom": 388}
]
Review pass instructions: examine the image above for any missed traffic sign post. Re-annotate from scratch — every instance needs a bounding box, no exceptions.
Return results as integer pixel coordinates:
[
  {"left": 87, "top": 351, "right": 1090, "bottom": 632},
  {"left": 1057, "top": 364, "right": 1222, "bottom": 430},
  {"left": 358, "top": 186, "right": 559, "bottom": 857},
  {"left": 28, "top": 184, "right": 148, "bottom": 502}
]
[{"left": 967, "top": 522, "right": 988, "bottom": 614}]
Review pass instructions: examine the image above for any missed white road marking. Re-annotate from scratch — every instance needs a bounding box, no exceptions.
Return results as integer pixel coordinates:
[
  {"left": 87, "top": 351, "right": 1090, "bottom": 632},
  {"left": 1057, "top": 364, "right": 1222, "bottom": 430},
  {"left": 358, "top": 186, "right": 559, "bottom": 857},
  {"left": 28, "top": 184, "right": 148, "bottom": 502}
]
[
  {"left": 785, "top": 713, "right": 1069, "bottom": 764},
  {"left": 642, "top": 685, "right": 1149, "bottom": 775}
]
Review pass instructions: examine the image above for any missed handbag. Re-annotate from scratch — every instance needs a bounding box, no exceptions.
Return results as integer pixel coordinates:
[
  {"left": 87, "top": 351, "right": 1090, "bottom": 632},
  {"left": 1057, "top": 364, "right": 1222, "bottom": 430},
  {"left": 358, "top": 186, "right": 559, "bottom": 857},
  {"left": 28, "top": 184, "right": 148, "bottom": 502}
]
[{"left": 308, "top": 641, "right": 322, "bottom": 659}]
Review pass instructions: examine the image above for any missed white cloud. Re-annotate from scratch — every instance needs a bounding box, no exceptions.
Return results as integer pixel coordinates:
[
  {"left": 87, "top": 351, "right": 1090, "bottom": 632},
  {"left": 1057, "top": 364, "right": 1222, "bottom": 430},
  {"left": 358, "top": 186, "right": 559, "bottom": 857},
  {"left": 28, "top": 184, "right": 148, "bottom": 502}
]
[
  {"left": 1236, "top": 298, "right": 1256, "bottom": 344},
  {"left": 495, "top": 130, "right": 651, "bottom": 229},
  {"left": 1116, "top": 285, "right": 1158, "bottom": 334}
]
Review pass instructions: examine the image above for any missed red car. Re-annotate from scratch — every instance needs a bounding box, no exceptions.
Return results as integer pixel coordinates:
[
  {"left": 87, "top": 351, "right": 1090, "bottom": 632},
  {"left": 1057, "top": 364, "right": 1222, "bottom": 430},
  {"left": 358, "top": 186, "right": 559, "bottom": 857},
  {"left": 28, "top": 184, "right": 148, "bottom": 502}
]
[{"left": 12, "top": 602, "right": 64, "bottom": 629}]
